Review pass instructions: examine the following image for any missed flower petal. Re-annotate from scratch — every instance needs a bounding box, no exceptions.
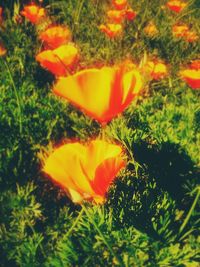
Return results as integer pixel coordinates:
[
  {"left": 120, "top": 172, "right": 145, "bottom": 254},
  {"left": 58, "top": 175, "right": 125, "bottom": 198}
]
[
  {"left": 36, "top": 50, "right": 67, "bottom": 76},
  {"left": 43, "top": 143, "right": 94, "bottom": 196},
  {"left": 54, "top": 66, "right": 142, "bottom": 123},
  {"left": 91, "top": 157, "right": 125, "bottom": 196}
]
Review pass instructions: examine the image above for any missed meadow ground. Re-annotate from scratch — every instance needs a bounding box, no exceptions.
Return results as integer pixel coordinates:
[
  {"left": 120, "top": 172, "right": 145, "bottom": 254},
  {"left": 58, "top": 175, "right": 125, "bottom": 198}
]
[{"left": 0, "top": 0, "right": 200, "bottom": 266}]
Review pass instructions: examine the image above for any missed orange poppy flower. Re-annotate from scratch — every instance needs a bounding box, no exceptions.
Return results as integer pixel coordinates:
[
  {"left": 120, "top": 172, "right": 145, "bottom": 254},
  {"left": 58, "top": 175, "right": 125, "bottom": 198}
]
[
  {"left": 125, "top": 8, "right": 137, "bottom": 21},
  {"left": 0, "top": 43, "right": 6, "bottom": 56},
  {"left": 99, "top": 23, "right": 122, "bottom": 38},
  {"left": 39, "top": 25, "right": 71, "bottom": 49},
  {"left": 21, "top": 4, "right": 45, "bottom": 24},
  {"left": 36, "top": 44, "right": 79, "bottom": 76},
  {"left": 107, "top": 10, "right": 125, "bottom": 23},
  {"left": 112, "top": 0, "right": 127, "bottom": 10},
  {"left": 53, "top": 65, "right": 143, "bottom": 123},
  {"left": 184, "top": 30, "right": 198, "bottom": 43},
  {"left": 172, "top": 24, "right": 198, "bottom": 42},
  {"left": 190, "top": 59, "right": 200, "bottom": 70},
  {"left": 166, "top": 0, "right": 187, "bottom": 13},
  {"left": 180, "top": 69, "right": 200, "bottom": 89},
  {"left": 43, "top": 140, "right": 125, "bottom": 203},
  {"left": 144, "top": 22, "right": 158, "bottom": 37},
  {"left": 172, "top": 24, "right": 189, "bottom": 38},
  {"left": 145, "top": 60, "right": 168, "bottom": 80}
]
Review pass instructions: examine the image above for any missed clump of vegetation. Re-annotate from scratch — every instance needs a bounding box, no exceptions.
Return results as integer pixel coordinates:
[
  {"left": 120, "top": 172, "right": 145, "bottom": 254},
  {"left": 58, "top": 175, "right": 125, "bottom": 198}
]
[{"left": 0, "top": 0, "right": 199, "bottom": 266}]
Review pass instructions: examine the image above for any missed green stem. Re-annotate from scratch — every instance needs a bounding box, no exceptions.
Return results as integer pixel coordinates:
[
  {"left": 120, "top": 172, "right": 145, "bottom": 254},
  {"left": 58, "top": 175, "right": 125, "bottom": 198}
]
[
  {"left": 100, "top": 124, "right": 107, "bottom": 140},
  {"left": 73, "top": 0, "right": 85, "bottom": 33},
  {"left": 122, "top": 140, "right": 141, "bottom": 178},
  {"left": 179, "top": 187, "right": 200, "bottom": 234},
  {"left": 4, "top": 59, "right": 22, "bottom": 135},
  {"left": 65, "top": 207, "right": 84, "bottom": 238},
  {"left": 82, "top": 205, "right": 125, "bottom": 267}
]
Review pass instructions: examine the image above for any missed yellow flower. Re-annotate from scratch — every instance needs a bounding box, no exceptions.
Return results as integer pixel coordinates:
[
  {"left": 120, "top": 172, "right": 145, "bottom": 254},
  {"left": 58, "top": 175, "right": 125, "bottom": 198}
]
[
  {"left": 184, "top": 30, "right": 198, "bottom": 43},
  {"left": 145, "top": 60, "right": 168, "bottom": 80},
  {"left": 144, "top": 22, "right": 158, "bottom": 37},
  {"left": 39, "top": 25, "right": 71, "bottom": 49},
  {"left": 53, "top": 65, "right": 143, "bottom": 123},
  {"left": 36, "top": 44, "right": 79, "bottom": 76},
  {"left": 43, "top": 140, "right": 126, "bottom": 203},
  {"left": 21, "top": 4, "right": 45, "bottom": 24},
  {"left": 166, "top": 0, "right": 187, "bottom": 13},
  {"left": 99, "top": 23, "right": 123, "bottom": 38},
  {"left": 180, "top": 69, "right": 200, "bottom": 89},
  {"left": 172, "top": 24, "right": 189, "bottom": 38},
  {"left": 190, "top": 59, "right": 200, "bottom": 70},
  {"left": 107, "top": 10, "right": 125, "bottom": 24},
  {"left": 112, "top": 0, "right": 127, "bottom": 10}
]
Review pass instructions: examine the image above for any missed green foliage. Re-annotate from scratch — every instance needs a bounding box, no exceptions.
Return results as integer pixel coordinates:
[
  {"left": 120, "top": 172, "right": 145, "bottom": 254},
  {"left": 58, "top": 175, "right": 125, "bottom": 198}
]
[{"left": 0, "top": 0, "right": 200, "bottom": 266}]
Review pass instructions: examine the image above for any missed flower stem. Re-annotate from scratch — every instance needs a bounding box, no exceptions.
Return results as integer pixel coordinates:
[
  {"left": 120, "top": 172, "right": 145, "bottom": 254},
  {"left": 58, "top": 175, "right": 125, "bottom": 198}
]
[
  {"left": 179, "top": 186, "right": 200, "bottom": 235},
  {"left": 82, "top": 205, "right": 124, "bottom": 266},
  {"left": 100, "top": 124, "right": 107, "bottom": 140},
  {"left": 4, "top": 59, "right": 22, "bottom": 135},
  {"left": 73, "top": 0, "right": 85, "bottom": 33},
  {"left": 65, "top": 207, "right": 84, "bottom": 238}
]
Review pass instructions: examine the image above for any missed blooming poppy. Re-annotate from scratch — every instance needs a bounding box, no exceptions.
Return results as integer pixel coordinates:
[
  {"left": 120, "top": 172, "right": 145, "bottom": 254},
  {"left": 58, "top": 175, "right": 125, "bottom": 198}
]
[
  {"left": 107, "top": 10, "right": 125, "bottom": 24},
  {"left": 0, "top": 43, "right": 6, "bottom": 56},
  {"left": 183, "top": 30, "right": 198, "bottom": 43},
  {"left": 172, "top": 24, "right": 198, "bottom": 42},
  {"left": 21, "top": 4, "right": 45, "bottom": 24},
  {"left": 166, "top": 0, "right": 187, "bottom": 13},
  {"left": 36, "top": 43, "right": 79, "bottom": 76},
  {"left": 125, "top": 8, "right": 137, "bottom": 21},
  {"left": 39, "top": 25, "right": 71, "bottom": 49},
  {"left": 53, "top": 65, "right": 143, "bottom": 123},
  {"left": 172, "top": 24, "right": 189, "bottom": 38},
  {"left": 180, "top": 69, "right": 200, "bottom": 89},
  {"left": 112, "top": 0, "right": 127, "bottom": 10},
  {"left": 43, "top": 140, "right": 125, "bottom": 203},
  {"left": 144, "top": 22, "right": 158, "bottom": 37},
  {"left": 99, "top": 23, "right": 122, "bottom": 38},
  {"left": 145, "top": 60, "right": 168, "bottom": 80},
  {"left": 190, "top": 59, "right": 200, "bottom": 70}
]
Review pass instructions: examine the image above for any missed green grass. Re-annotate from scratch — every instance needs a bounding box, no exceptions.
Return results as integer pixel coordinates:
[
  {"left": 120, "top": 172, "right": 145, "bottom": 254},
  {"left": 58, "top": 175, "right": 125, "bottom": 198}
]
[{"left": 0, "top": 0, "right": 200, "bottom": 266}]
